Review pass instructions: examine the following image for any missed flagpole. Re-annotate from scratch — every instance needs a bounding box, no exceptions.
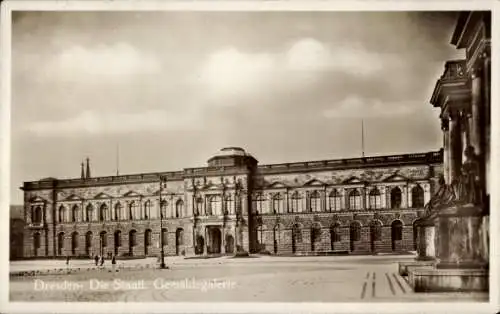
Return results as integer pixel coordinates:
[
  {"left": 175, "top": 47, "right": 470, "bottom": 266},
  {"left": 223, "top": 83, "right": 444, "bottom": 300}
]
[
  {"left": 116, "top": 143, "right": 120, "bottom": 176},
  {"left": 361, "top": 119, "right": 365, "bottom": 158}
]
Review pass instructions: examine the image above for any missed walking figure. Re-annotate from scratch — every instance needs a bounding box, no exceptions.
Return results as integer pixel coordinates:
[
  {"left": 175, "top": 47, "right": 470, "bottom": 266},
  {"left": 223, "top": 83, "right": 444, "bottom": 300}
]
[
  {"left": 66, "top": 256, "right": 70, "bottom": 269},
  {"left": 100, "top": 255, "right": 105, "bottom": 267},
  {"left": 111, "top": 255, "right": 117, "bottom": 272},
  {"left": 94, "top": 255, "right": 99, "bottom": 266}
]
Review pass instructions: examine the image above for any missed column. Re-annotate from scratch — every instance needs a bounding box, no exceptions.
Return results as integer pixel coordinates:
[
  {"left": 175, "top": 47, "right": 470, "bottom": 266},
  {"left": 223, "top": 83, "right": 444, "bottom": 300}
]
[
  {"left": 284, "top": 190, "right": 289, "bottom": 213},
  {"left": 401, "top": 186, "right": 408, "bottom": 208},
  {"left": 448, "top": 111, "right": 462, "bottom": 183},
  {"left": 470, "top": 67, "right": 482, "bottom": 155},
  {"left": 441, "top": 118, "right": 450, "bottom": 184}
]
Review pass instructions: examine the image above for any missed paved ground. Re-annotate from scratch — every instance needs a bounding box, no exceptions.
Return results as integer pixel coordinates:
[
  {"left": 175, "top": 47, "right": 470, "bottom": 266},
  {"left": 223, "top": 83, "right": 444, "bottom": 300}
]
[{"left": 9, "top": 255, "right": 488, "bottom": 302}]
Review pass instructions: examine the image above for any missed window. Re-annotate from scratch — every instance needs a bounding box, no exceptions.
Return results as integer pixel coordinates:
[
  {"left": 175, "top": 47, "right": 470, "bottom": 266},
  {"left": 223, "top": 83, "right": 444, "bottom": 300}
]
[
  {"left": 368, "top": 188, "right": 381, "bottom": 209},
  {"left": 196, "top": 198, "right": 203, "bottom": 216},
  {"left": 33, "top": 206, "right": 42, "bottom": 224},
  {"left": 129, "top": 201, "right": 137, "bottom": 220},
  {"left": 161, "top": 228, "right": 168, "bottom": 245},
  {"left": 144, "top": 200, "right": 151, "bottom": 219},
  {"left": 85, "top": 231, "right": 92, "bottom": 255},
  {"left": 57, "top": 232, "right": 64, "bottom": 255},
  {"left": 114, "top": 231, "right": 121, "bottom": 248},
  {"left": 350, "top": 222, "right": 361, "bottom": 242},
  {"left": 99, "top": 204, "right": 108, "bottom": 222},
  {"left": 129, "top": 230, "right": 137, "bottom": 247},
  {"left": 370, "top": 221, "right": 382, "bottom": 241},
  {"left": 114, "top": 203, "right": 121, "bottom": 221},
  {"left": 99, "top": 231, "right": 107, "bottom": 247},
  {"left": 71, "top": 232, "right": 79, "bottom": 255},
  {"left": 175, "top": 200, "right": 184, "bottom": 218},
  {"left": 329, "top": 190, "right": 342, "bottom": 211},
  {"left": 254, "top": 193, "right": 265, "bottom": 214},
  {"left": 292, "top": 224, "right": 302, "bottom": 242},
  {"left": 309, "top": 191, "right": 321, "bottom": 212},
  {"left": 33, "top": 232, "right": 41, "bottom": 248},
  {"left": 144, "top": 229, "right": 152, "bottom": 246},
  {"left": 86, "top": 204, "right": 94, "bottom": 222},
  {"left": 412, "top": 186, "right": 425, "bottom": 208},
  {"left": 348, "top": 190, "right": 362, "bottom": 210},
  {"left": 208, "top": 195, "right": 222, "bottom": 216},
  {"left": 58, "top": 205, "right": 65, "bottom": 223},
  {"left": 71, "top": 205, "right": 79, "bottom": 222},
  {"left": 290, "top": 192, "right": 301, "bottom": 213},
  {"left": 330, "top": 223, "right": 342, "bottom": 243},
  {"left": 391, "top": 187, "right": 402, "bottom": 208},
  {"left": 272, "top": 194, "right": 283, "bottom": 214},
  {"left": 391, "top": 220, "right": 403, "bottom": 241}
]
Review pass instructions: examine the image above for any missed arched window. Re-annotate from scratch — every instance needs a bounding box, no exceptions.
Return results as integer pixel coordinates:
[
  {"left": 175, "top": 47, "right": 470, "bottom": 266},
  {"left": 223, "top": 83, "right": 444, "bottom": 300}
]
[
  {"left": 412, "top": 186, "right": 425, "bottom": 208},
  {"left": 254, "top": 193, "right": 265, "bottom": 214},
  {"left": 114, "top": 230, "right": 121, "bottom": 248},
  {"left": 350, "top": 221, "right": 361, "bottom": 242},
  {"left": 368, "top": 188, "right": 381, "bottom": 209},
  {"left": 391, "top": 187, "right": 402, "bottom": 209},
  {"left": 71, "top": 232, "right": 79, "bottom": 255},
  {"left": 33, "top": 206, "right": 42, "bottom": 224},
  {"left": 348, "top": 190, "right": 361, "bottom": 210},
  {"left": 370, "top": 220, "right": 382, "bottom": 241},
  {"left": 58, "top": 205, "right": 65, "bottom": 223},
  {"left": 208, "top": 195, "right": 222, "bottom": 216},
  {"left": 99, "top": 204, "right": 108, "bottom": 222},
  {"left": 391, "top": 220, "right": 403, "bottom": 241},
  {"left": 330, "top": 223, "right": 342, "bottom": 243},
  {"left": 57, "top": 232, "right": 64, "bottom": 255},
  {"left": 144, "top": 200, "right": 151, "bottom": 219},
  {"left": 329, "top": 190, "right": 342, "bottom": 211},
  {"left": 129, "top": 230, "right": 137, "bottom": 247},
  {"left": 144, "top": 229, "right": 152, "bottom": 246},
  {"left": 114, "top": 203, "right": 122, "bottom": 221},
  {"left": 99, "top": 231, "right": 107, "bottom": 248},
  {"left": 309, "top": 191, "right": 321, "bottom": 212},
  {"left": 129, "top": 201, "right": 137, "bottom": 220},
  {"left": 161, "top": 228, "right": 168, "bottom": 245},
  {"left": 160, "top": 200, "right": 167, "bottom": 218},
  {"left": 290, "top": 192, "right": 301, "bottom": 213},
  {"left": 272, "top": 194, "right": 283, "bottom": 214},
  {"left": 224, "top": 195, "right": 233, "bottom": 215},
  {"left": 71, "top": 205, "right": 79, "bottom": 222},
  {"left": 85, "top": 204, "right": 94, "bottom": 222},
  {"left": 85, "top": 231, "right": 92, "bottom": 255},
  {"left": 33, "top": 232, "right": 41, "bottom": 249},
  {"left": 175, "top": 200, "right": 184, "bottom": 218}
]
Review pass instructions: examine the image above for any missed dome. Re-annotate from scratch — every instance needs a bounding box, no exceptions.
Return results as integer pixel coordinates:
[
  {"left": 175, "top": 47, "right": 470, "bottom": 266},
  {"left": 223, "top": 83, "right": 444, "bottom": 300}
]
[{"left": 213, "top": 147, "right": 249, "bottom": 158}]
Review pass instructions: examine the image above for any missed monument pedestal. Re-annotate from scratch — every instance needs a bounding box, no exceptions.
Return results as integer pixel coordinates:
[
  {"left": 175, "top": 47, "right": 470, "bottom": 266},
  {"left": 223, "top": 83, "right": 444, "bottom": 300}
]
[{"left": 407, "top": 204, "right": 489, "bottom": 292}]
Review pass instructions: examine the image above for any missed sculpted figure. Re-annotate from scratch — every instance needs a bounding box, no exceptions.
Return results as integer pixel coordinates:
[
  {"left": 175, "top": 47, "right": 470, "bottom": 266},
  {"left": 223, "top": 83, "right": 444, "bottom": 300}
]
[{"left": 458, "top": 146, "right": 481, "bottom": 205}]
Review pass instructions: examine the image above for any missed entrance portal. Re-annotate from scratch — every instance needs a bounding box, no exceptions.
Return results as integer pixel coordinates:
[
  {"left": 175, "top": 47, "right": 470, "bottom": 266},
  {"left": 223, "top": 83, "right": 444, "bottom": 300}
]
[
  {"left": 207, "top": 227, "right": 222, "bottom": 254},
  {"left": 195, "top": 235, "right": 205, "bottom": 255},
  {"left": 225, "top": 234, "right": 234, "bottom": 254}
]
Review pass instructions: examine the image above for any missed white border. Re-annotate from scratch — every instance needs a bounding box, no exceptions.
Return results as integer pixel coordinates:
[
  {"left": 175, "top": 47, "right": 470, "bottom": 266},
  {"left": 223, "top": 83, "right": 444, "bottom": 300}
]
[{"left": 1, "top": 1, "right": 498, "bottom": 313}]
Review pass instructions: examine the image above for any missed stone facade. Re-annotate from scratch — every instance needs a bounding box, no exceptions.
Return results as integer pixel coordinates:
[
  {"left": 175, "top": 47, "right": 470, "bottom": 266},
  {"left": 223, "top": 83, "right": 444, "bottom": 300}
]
[{"left": 21, "top": 147, "right": 443, "bottom": 258}]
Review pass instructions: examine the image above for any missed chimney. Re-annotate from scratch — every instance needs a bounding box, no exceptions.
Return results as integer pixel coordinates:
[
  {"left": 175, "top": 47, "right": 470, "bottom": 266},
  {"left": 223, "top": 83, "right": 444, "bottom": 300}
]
[
  {"left": 86, "top": 157, "right": 91, "bottom": 179},
  {"left": 80, "top": 161, "right": 85, "bottom": 179}
]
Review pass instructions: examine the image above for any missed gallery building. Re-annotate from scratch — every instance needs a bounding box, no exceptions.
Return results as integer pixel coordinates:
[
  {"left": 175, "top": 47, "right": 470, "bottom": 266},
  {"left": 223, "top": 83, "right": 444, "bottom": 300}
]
[{"left": 21, "top": 147, "right": 443, "bottom": 258}]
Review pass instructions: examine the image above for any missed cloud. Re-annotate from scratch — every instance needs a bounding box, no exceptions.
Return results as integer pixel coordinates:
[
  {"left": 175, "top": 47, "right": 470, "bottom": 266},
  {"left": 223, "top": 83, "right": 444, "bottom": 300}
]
[
  {"left": 323, "top": 95, "right": 415, "bottom": 118},
  {"left": 199, "top": 38, "right": 393, "bottom": 100},
  {"left": 25, "top": 109, "right": 202, "bottom": 137},
  {"left": 46, "top": 43, "right": 161, "bottom": 81}
]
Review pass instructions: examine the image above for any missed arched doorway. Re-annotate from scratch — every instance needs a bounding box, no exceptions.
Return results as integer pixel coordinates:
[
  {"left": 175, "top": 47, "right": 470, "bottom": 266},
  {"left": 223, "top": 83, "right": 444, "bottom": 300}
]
[
  {"left": 292, "top": 224, "right": 301, "bottom": 253},
  {"left": 129, "top": 230, "right": 137, "bottom": 256},
  {"left": 114, "top": 230, "right": 121, "bottom": 255},
  {"left": 33, "top": 232, "right": 40, "bottom": 257},
  {"left": 144, "top": 229, "right": 152, "bottom": 256},
  {"left": 225, "top": 234, "right": 234, "bottom": 254},
  {"left": 207, "top": 227, "right": 221, "bottom": 254},
  {"left": 273, "top": 225, "right": 281, "bottom": 254},
  {"left": 349, "top": 221, "right": 361, "bottom": 252},
  {"left": 195, "top": 235, "right": 205, "bottom": 255},
  {"left": 57, "top": 232, "right": 64, "bottom": 256},
  {"left": 175, "top": 228, "right": 184, "bottom": 256},
  {"left": 310, "top": 223, "right": 322, "bottom": 252},
  {"left": 369, "top": 221, "right": 382, "bottom": 253},
  {"left": 99, "top": 231, "right": 107, "bottom": 256},
  {"left": 330, "top": 223, "right": 341, "bottom": 251},
  {"left": 391, "top": 220, "right": 403, "bottom": 251},
  {"left": 71, "top": 232, "right": 79, "bottom": 256},
  {"left": 85, "top": 231, "right": 92, "bottom": 256}
]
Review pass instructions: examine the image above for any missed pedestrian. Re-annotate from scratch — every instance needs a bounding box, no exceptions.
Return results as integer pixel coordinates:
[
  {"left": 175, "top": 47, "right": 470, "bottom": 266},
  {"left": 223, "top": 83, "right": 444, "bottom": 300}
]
[
  {"left": 111, "top": 255, "right": 116, "bottom": 272},
  {"left": 66, "top": 256, "right": 70, "bottom": 269},
  {"left": 94, "top": 255, "right": 99, "bottom": 266},
  {"left": 100, "top": 255, "right": 105, "bottom": 267}
]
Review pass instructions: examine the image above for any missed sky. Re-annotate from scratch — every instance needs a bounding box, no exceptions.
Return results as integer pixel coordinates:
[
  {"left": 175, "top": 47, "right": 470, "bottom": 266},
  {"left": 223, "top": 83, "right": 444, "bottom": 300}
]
[{"left": 10, "top": 11, "right": 464, "bottom": 204}]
